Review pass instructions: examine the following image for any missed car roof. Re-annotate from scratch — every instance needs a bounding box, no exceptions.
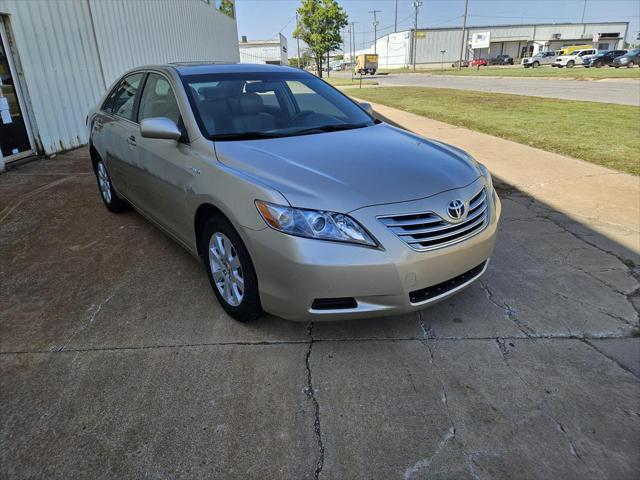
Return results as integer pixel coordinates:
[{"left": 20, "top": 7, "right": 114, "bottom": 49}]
[{"left": 167, "top": 62, "right": 303, "bottom": 76}]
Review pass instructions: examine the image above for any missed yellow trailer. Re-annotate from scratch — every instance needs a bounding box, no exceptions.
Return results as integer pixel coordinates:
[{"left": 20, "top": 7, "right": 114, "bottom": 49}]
[{"left": 355, "top": 54, "right": 378, "bottom": 75}]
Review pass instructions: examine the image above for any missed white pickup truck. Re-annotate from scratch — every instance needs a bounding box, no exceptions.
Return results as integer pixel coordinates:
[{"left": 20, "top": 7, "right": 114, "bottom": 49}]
[
  {"left": 553, "top": 49, "right": 597, "bottom": 68},
  {"left": 521, "top": 51, "right": 557, "bottom": 68}
]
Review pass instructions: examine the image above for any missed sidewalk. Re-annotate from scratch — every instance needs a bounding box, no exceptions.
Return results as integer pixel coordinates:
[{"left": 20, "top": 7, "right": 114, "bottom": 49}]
[{"left": 365, "top": 101, "right": 640, "bottom": 262}]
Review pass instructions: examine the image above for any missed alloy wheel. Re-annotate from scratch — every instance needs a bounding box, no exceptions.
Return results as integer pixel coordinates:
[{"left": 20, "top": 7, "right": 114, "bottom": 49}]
[
  {"left": 97, "top": 161, "right": 112, "bottom": 204},
  {"left": 209, "top": 232, "right": 244, "bottom": 306}
]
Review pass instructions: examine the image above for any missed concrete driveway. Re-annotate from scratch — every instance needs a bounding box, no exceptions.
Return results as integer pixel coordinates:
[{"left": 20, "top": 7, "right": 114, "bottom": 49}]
[
  {"left": 334, "top": 71, "right": 640, "bottom": 106},
  {"left": 1, "top": 149, "right": 638, "bottom": 479}
]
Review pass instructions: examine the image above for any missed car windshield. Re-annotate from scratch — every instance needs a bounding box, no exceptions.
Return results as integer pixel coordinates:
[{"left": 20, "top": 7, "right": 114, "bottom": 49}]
[{"left": 181, "top": 71, "right": 375, "bottom": 141}]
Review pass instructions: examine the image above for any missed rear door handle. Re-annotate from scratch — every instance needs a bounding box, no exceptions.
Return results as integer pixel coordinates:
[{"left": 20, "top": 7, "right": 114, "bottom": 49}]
[{"left": 127, "top": 135, "right": 136, "bottom": 147}]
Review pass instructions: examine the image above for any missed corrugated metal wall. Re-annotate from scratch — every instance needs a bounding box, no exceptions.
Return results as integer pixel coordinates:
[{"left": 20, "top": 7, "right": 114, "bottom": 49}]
[
  {"left": 0, "top": 0, "right": 239, "bottom": 155},
  {"left": 370, "top": 22, "right": 629, "bottom": 67}
]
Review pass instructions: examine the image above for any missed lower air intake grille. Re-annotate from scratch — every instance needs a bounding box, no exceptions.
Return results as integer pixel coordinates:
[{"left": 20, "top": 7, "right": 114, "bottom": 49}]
[
  {"left": 311, "top": 297, "right": 358, "bottom": 310},
  {"left": 409, "top": 261, "right": 487, "bottom": 304}
]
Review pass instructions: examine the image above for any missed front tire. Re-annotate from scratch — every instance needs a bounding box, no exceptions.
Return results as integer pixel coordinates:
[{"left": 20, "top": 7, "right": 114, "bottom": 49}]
[
  {"left": 94, "top": 159, "right": 129, "bottom": 213},
  {"left": 201, "top": 215, "right": 263, "bottom": 322},
  {"left": 566, "top": 60, "right": 574, "bottom": 68},
  {"left": 627, "top": 61, "right": 635, "bottom": 68}
]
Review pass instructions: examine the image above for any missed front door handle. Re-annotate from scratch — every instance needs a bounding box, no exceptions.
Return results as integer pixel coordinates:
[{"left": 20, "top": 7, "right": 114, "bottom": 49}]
[{"left": 127, "top": 135, "right": 136, "bottom": 147}]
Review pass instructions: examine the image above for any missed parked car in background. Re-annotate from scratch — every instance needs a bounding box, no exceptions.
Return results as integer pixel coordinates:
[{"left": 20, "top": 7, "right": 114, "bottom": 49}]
[
  {"left": 583, "top": 50, "right": 627, "bottom": 68},
  {"left": 612, "top": 48, "right": 640, "bottom": 68},
  {"left": 87, "top": 63, "right": 500, "bottom": 322},
  {"left": 553, "top": 49, "right": 597, "bottom": 68},
  {"left": 488, "top": 54, "right": 514, "bottom": 65},
  {"left": 471, "top": 58, "right": 487, "bottom": 67},
  {"left": 451, "top": 59, "right": 469, "bottom": 68},
  {"left": 522, "top": 51, "right": 557, "bottom": 68}
]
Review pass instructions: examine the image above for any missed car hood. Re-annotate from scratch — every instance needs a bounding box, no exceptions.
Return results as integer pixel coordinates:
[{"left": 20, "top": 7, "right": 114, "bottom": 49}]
[{"left": 214, "top": 123, "right": 480, "bottom": 213}]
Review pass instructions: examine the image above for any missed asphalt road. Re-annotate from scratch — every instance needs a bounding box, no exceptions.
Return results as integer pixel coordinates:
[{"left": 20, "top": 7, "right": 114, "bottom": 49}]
[
  {"left": 1, "top": 149, "right": 639, "bottom": 479},
  {"left": 336, "top": 71, "right": 640, "bottom": 106}
]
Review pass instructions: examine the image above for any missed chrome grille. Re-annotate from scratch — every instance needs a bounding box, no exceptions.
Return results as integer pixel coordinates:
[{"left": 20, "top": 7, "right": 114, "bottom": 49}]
[{"left": 379, "top": 188, "right": 489, "bottom": 251}]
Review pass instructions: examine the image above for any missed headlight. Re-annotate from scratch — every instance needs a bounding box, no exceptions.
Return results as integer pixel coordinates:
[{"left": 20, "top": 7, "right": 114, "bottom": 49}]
[{"left": 255, "top": 201, "right": 378, "bottom": 247}]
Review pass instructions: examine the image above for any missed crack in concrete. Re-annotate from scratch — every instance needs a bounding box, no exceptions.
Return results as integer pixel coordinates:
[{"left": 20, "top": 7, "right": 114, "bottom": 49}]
[
  {"left": 549, "top": 414, "right": 581, "bottom": 459},
  {"left": 549, "top": 288, "right": 637, "bottom": 330},
  {"left": 4, "top": 333, "right": 639, "bottom": 356},
  {"left": 418, "top": 311, "right": 436, "bottom": 340},
  {"left": 304, "top": 323, "right": 325, "bottom": 480},
  {"left": 479, "top": 281, "right": 535, "bottom": 337},
  {"left": 403, "top": 427, "right": 455, "bottom": 480},
  {"left": 580, "top": 338, "right": 640, "bottom": 380},
  {"left": 50, "top": 279, "right": 130, "bottom": 352},
  {"left": 0, "top": 177, "right": 69, "bottom": 224},
  {"left": 494, "top": 338, "right": 586, "bottom": 461},
  {"left": 422, "top": 335, "right": 485, "bottom": 480}
]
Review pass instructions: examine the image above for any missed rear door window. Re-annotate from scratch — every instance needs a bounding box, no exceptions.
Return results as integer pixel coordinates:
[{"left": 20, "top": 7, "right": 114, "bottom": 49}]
[{"left": 105, "top": 73, "right": 144, "bottom": 121}]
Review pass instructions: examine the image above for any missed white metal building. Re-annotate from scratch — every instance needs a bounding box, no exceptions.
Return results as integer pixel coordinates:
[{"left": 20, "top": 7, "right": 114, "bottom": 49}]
[
  {"left": 239, "top": 34, "right": 288, "bottom": 65},
  {"left": 0, "top": 0, "right": 239, "bottom": 169},
  {"left": 345, "top": 21, "right": 630, "bottom": 69}
]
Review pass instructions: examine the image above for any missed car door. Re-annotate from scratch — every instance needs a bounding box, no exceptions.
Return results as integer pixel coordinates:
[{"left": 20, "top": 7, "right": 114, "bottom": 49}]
[
  {"left": 134, "top": 72, "right": 193, "bottom": 242},
  {"left": 98, "top": 72, "right": 145, "bottom": 203}
]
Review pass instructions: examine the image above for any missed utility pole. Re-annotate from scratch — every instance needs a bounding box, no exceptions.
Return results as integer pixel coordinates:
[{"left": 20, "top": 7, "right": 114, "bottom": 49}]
[
  {"left": 580, "top": 0, "right": 587, "bottom": 23},
  {"left": 296, "top": 12, "right": 301, "bottom": 69},
  {"left": 369, "top": 9, "right": 381, "bottom": 54},
  {"left": 458, "top": 0, "right": 469, "bottom": 70},
  {"left": 350, "top": 21, "right": 356, "bottom": 79},
  {"left": 412, "top": 1, "right": 422, "bottom": 71},
  {"left": 394, "top": 0, "right": 398, "bottom": 33}
]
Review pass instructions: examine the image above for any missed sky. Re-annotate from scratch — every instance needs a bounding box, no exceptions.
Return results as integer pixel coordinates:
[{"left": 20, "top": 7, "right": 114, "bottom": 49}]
[{"left": 235, "top": 0, "right": 640, "bottom": 56}]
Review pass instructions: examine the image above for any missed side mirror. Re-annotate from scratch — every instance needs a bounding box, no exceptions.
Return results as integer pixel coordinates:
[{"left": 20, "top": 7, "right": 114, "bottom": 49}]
[
  {"left": 140, "top": 117, "right": 181, "bottom": 141},
  {"left": 359, "top": 102, "right": 374, "bottom": 116}
]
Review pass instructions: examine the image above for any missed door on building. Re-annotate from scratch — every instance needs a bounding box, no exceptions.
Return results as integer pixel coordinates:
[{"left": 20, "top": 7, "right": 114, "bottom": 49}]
[{"left": 0, "top": 18, "right": 34, "bottom": 161}]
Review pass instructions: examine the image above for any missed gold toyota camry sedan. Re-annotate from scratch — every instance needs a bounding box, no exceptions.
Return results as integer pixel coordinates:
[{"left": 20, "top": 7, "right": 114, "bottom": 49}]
[{"left": 88, "top": 63, "right": 500, "bottom": 322}]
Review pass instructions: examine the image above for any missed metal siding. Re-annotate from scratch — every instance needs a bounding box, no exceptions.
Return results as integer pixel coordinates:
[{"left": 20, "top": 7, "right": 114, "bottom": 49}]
[
  {"left": 0, "top": 0, "right": 239, "bottom": 155},
  {"left": 90, "top": 0, "right": 239, "bottom": 85},
  {"left": 239, "top": 44, "right": 282, "bottom": 64},
  {"left": 415, "top": 29, "right": 463, "bottom": 64},
  {"left": 376, "top": 31, "right": 410, "bottom": 68}
]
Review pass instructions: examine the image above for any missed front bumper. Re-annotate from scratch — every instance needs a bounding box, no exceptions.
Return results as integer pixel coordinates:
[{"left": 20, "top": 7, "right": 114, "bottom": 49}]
[{"left": 242, "top": 178, "right": 501, "bottom": 321}]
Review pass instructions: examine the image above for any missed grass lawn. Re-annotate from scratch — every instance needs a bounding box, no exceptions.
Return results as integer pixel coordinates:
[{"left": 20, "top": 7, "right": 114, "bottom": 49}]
[
  {"left": 353, "top": 86, "right": 640, "bottom": 175},
  {"left": 323, "top": 77, "right": 378, "bottom": 87},
  {"left": 428, "top": 66, "right": 640, "bottom": 80}
]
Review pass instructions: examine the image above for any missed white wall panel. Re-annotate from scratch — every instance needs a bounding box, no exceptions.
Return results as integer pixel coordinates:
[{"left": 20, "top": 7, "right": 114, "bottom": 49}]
[{"left": 0, "top": 0, "right": 239, "bottom": 155}]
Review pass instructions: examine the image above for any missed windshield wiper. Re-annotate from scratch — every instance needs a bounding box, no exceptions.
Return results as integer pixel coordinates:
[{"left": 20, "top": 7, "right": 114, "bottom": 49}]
[
  {"left": 288, "top": 122, "right": 370, "bottom": 137},
  {"left": 210, "top": 131, "right": 286, "bottom": 141}
]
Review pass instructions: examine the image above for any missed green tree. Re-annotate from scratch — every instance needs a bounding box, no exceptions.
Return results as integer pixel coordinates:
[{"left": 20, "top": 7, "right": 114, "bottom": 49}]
[{"left": 293, "top": 0, "right": 348, "bottom": 77}]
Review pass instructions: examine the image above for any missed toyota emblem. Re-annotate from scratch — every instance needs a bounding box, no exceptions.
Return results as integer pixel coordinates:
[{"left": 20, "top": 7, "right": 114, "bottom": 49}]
[{"left": 447, "top": 199, "right": 466, "bottom": 221}]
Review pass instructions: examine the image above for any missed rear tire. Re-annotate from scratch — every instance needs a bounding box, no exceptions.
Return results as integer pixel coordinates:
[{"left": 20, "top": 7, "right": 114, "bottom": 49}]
[
  {"left": 93, "top": 158, "right": 129, "bottom": 213},
  {"left": 201, "top": 215, "right": 263, "bottom": 322},
  {"left": 532, "top": 61, "right": 539, "bottom": 68}
]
